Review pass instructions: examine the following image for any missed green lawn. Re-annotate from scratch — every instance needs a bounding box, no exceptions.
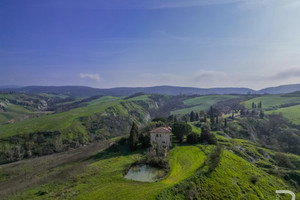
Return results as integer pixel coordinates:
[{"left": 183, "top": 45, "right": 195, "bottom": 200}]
[{"left": 171, "top": 95, "right": 238, "bottom": 115}]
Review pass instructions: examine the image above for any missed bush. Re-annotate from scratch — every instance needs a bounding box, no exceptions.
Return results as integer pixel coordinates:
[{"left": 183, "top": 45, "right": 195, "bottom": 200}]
[
  {"left": 207, "top": 145, "right": 223, "bottom": 172},
  {"left": 249, "top": 175, "right": 259, "bottom": 184},
  {"left": 140, "top": 133, "right": 151, "bottom": 148},
  {"left": 274, "top": 153, "right": 296, "bottom": 169},
  {"left": 199, "top": 132, "right": 218, "bottom": 145},
  {"left": 187, "top": 132, "right": 199, "bottom": 144}
]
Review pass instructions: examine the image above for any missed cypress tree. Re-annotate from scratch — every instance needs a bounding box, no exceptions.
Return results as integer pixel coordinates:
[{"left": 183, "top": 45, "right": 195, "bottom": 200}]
[
  {"left": 195, "top": 113, "right": 199, "bottom": 121},
  {"left": 129, "top": 122, "right": 139, "bottom": 151},
  {"left": 190, "top": 111, "right": 195, "bottom": 122},
  {"left": 204, "top": 114, "right": 207, "bottom": 122},
  {"left": 259, "top": 110, "right": 265, "bottom": 119}
]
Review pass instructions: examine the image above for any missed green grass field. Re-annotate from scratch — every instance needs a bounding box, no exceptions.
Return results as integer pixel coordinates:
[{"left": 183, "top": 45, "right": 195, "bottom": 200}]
[
  {"left": 242, "top": 93, "right": 300, "bottom": 124},
  {"left": 6, "top": 145, "right": 206, "bottom": 200},
  {"left": 243, "top": 94, "right": 300, "bottom": 110},
  {"left": 266, "top": 104, "right": 300, "bottom": 124},
  {"left": 0, "top": 96, "right": 121, "bottom": 138},
  {"left": 171, "top": 95, "right": 238, "bottom": 115},
  {"left": 190, "top": 150, "right": 296, "bottom": 200},
  {"left": 0, "top": 104, "right": 34, "bottom": 124}
]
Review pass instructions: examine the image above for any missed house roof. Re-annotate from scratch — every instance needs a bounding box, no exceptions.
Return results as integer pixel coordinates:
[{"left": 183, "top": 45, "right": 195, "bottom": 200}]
[{"left": 150, "top": 127, "right": 171, "bottom": 134}]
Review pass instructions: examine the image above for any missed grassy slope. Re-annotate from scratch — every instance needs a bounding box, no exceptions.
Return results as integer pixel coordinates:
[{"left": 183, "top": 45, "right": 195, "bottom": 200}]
[
  {"left": 266, "top": 104, "right": 300, "bottom": 124},
  {"left": 3, "top": 124, "right": 300, "bottom": 199},
  {"left": 243, "top": 93, "right": 300, "bottom": 124},
  {"left": 243, "top": 94, "right": 300, "bottom": 110},
  {"left": 0, "top": 96, "right": 121, "bottom": 138},
  {"left": 158, "top": 126, "right": 300, "bottom": 200},
  {"left": 5, "top": 146, "right": 206, "bottom": 200},
  {"left": 0, "top": 93, "right": 36, "bottom": 124},
  {"left": 0, "top": 104, "right": 33, "bottom": 124},
  {"left": 171, "top": 95, "right": 237, "bottom": 115},
  {"left": 193, "top": 150, "right": 296, "bottom": 200}
]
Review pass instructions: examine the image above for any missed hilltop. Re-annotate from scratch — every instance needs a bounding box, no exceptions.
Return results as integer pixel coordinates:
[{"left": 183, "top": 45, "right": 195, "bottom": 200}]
[{"left": 1, "top": 83, "right": 300, "bottom": 97}]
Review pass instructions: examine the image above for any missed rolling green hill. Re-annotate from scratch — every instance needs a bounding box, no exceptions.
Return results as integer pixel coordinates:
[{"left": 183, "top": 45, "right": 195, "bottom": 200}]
[
  {"left": 243, "top": 93, "right": 300, "bottom": 110},
  {"left": 242, "top": 92, "right": 300, "bottom": 124},
  {"left": 0, "top": 94, "right": 184, "bottom": 164},
  {"left": 266, "top": 104, "right": 300, "bottom": 124},
  {"left": 0, "top": 92, "right": 300, "bottom": 199},
  {"left": 171, "top": 95, "right": 238, "bottom": 115},
  {"left": 2, "top": 135, "right": 299, "bottom": 200}
]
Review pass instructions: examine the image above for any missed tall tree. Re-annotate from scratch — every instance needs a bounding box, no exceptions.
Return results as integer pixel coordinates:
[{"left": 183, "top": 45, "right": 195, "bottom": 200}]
[
  {"left": 224, "top": 118, "right": 227, "bottom": 128},
  {"left": 195, "top": 113, "right": 199, "bottom": 121},
  {"left": 200, "top": 123, "right": 217, "bottom": 145},
  {"left": 190, "top": 111, "right": 196, "bottom": 122},
  {"left": 259, "top": 110, "right": 264, "bottom": 119},
  {"left": 172, "top": 122, "right": 192, "bottom": 143},
  {"left": 210, "top": 114, "right": 215, "bottom": 125},
  {"left": 129, "top": 122, "right": 139, "bottom": 151}
]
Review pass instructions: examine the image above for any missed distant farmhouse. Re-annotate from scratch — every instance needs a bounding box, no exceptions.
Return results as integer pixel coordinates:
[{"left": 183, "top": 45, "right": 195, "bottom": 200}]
[{"left": 150, "top": 127, "right": 171, "bottom": 156}]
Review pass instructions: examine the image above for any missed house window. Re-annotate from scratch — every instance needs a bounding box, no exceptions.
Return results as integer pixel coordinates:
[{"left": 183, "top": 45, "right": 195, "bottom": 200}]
[
  {"left": 156, "top": 134, "right": 158, "bottom": 137},
  {"left": 160, "top": 134, "right": 161, "bottom": 137},
  {"left": 162, "top": 141, "right": 165, "bottom": 143}
]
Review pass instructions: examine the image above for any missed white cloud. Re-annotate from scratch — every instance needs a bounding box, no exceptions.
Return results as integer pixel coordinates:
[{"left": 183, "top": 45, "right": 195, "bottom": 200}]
[{"left": 79, "top": 73, "right": 101, "bottom": 81}]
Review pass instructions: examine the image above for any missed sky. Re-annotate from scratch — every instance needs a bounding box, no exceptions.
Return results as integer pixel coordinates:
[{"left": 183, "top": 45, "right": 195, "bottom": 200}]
[{"left": 1, "top": 0, "right": 300, "bottom": 90}]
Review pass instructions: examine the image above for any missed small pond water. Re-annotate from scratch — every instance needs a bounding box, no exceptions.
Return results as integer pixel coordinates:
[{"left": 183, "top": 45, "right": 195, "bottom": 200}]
[{"left": 124, "top": 164, "right": 166, "bottom": 182}]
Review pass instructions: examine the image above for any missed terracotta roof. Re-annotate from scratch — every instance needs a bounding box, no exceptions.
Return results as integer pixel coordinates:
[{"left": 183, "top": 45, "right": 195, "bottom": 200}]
[{"left": 150, "top": 127, "right": 171, "bottom": 134}]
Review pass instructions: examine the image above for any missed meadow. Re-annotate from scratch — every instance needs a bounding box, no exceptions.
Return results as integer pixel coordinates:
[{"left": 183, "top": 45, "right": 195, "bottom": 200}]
[
  {"left": 243, "top": 93, "right": 300, "bottom": 110},
  {"left": 4, "top": 145, "right": 206, "bottom": 200},
  {"left": 171, "top": 95, "right": 238, "bottom": 115},
  {"left": 0, "top": 96, "right": 121, "bottom": 138}
]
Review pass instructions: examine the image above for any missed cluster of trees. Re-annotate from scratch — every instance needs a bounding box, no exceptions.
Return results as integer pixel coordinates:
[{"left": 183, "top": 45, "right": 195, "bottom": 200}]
[
  {"left": 252, "top": 101, "right": 262, "bottom": 109},
  {"left": 182, "top": 107, "right": 226, "bottom": 132},
  {"left": 226, "top": 113, "right": 300, "bottom": 155},
  {"left": 172, "top": 122, "right": 217, "bottom": 145},
  {"left": 240, "top": 109, "right": 264, "bottom": 119}
]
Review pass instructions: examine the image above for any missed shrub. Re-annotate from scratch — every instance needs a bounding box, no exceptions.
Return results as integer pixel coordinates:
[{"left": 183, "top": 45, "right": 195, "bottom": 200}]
[
  {"left": 199, "top": 132, "right": 218, "bottom": 145},
  {"left": 187, "top": 132, "right": 199, "bottom": 144},
  {"left": 207, "top": 145, "right": 223, "bottom": 172},
  {"left": 140, "top": 133, "right": 151, "bottom": 148},
  {"left": 249, "top": 175, "right": 259, "bottom": 184},
  {"left": 274, "top": 153, "right": 296, "bottom": 169}
]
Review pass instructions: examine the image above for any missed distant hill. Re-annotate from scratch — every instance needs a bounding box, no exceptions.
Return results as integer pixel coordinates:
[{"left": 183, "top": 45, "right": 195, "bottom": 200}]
[
  {"left": 0, "top": 85, "right": 255, "bottom": 97},
  {"left": 0, "top": 85, "right": 21, "bottom": 89},
  {"left": 257, "top": 83, "right": 300, "bottom": 94},
  {"left": 1, "top": 84, "right": 300, "bottom": 97}
]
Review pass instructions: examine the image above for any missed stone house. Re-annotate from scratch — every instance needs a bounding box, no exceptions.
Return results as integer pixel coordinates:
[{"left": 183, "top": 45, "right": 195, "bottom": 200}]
[{"left": 149, "top": 127, "right": 171, "bottom": 156}]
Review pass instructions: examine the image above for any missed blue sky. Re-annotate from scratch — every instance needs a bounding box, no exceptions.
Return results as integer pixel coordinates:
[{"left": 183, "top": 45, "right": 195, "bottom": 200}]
[{"left": 1, "top": 0, "right": 300, "bottom": 89}]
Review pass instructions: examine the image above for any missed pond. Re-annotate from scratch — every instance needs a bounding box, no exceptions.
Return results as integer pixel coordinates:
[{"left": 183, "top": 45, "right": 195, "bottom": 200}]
[{"left": 124, "top": 164, "right": 166, "bottom": 182}]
